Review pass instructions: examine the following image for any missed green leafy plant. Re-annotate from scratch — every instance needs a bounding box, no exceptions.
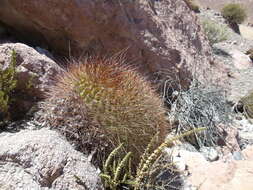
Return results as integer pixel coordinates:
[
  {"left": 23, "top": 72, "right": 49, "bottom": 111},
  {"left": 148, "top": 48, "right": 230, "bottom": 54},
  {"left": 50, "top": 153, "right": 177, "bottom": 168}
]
[
  {"left": 40, "top": 57, "right": 169, "bottom": 166},
  {"left": 201, "top": 18, "right": 229, "bottom": 46},
  {"left": 100, "top": 143, "right": 134, "bottom": 190},
  {"left": 221, "top": 3, "right": 247, "bottom": 24},
  {"left": 0, "top": 50, "right": 17, "bottom": 122},
  {"left": 184, "top": 0, "right": 200, "bottom": 13},
  {"left": 99, "top": 128, "right": 205, "bottom": 190}
]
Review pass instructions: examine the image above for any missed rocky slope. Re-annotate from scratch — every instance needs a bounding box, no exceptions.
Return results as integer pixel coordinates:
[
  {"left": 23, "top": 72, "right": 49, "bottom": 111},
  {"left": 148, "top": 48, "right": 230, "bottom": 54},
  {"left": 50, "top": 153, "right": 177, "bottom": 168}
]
[
  {"left": 0, "top": 0, "right": 222, "bottom": 87},
  {"left": 197, "top": 0, "right": 253, "bottom": 25},
  {"left": 198, "top": 9, "right": 253, "bottom": 102}
]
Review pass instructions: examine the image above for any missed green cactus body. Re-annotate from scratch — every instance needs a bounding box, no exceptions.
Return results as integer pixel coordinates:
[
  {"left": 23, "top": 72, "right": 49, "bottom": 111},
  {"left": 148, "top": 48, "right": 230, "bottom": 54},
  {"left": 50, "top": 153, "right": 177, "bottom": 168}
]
[{"left": 42, "top": 58, "right": 168, "bottom": 165}]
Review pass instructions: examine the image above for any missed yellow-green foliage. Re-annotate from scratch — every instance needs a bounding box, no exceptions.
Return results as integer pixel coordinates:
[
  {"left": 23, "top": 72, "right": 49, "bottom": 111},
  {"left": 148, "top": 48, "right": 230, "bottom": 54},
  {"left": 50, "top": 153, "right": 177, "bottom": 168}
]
[
  {"left": 100, "top": 143, "right": 133, "bottom": 190},
  {"left": 99, "top": 128, "right": 205, "bottom": 190},
  {"left": 221, "top": 3, "right": 247, "bottom": 24},
  {"left": 184, "top": 0, "right": 200, "bottom": 13},
  {"left": 0, "top": 50, "right": 17, "bottom": 121},
  {"left": 240, "top": 92, "right": 253, "bottom": 118},
  {"left": 43, "top": 57, "right": 168, "bottom": 165},
  {"left": 201, "top": 18, "right": 229, "bottom": 46}
]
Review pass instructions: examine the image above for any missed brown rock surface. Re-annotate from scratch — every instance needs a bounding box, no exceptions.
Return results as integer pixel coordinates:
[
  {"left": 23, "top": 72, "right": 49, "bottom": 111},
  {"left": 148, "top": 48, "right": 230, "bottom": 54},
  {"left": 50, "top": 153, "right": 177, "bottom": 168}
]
[
  {"left": 178, "top": 147, "right": 253, "bottom": 190},
  {"left": 0, "top": 0, "right": 217, "bottom": 85}
]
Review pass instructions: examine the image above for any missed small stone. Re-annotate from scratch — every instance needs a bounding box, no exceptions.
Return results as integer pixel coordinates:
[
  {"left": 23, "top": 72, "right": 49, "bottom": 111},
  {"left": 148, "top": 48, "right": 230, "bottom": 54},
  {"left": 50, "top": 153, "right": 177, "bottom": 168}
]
[
  {"left": 233, "top": 151, "right": 244, "bottom": 160},
  {"left": 200, "top": 147, "right": 219, "bottom": 161},
  {"left": 173, "top": 156, "right": 186, "bottom": 171}
]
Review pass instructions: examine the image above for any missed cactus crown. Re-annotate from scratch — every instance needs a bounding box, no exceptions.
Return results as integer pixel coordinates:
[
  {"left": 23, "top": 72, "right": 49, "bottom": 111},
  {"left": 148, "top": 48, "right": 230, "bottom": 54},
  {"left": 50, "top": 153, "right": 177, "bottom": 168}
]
[{"left": 42, "top": 57, "right": 168, "bottom": 165}]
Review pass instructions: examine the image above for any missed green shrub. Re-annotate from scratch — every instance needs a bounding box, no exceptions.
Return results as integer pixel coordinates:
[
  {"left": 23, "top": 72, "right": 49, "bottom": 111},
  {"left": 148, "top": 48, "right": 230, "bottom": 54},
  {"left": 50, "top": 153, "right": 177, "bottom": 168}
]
[
  {"left": 40, "top": 58, "right": 169, "bottom": 166},
  {"left": 0, "top": 50, "right": 17, "bottom": 123},
  {"left": 201, "top": 18, "right": 229, "bottom": 46},
  {"left": 221, "top": 3, "right": 247, "bottom": 24},
  {"left": 184, "top": 0, "right": 200, "bottom": 13}
]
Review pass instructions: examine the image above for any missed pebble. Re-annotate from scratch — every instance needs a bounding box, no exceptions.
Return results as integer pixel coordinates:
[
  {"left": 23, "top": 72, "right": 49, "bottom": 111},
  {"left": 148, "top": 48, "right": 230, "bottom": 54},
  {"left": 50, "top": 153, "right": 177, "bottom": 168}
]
[
  {"left": 233, "top": 151, "right": 244, "bottom": 160},
  {"left": 200, "top": 147, "right": 219, "bottom": 161}
]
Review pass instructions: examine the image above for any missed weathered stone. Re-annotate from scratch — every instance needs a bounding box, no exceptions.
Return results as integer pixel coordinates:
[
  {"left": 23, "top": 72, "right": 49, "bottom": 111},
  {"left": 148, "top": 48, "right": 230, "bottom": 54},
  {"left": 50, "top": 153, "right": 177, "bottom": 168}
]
[
  {"left": 0, "top": 43, "right": 61, "bottom": 119},
  {"left": 0, "top": 42, "right": 60, "bottom": 98},
  {"left": 229, "top": 49, "right": 253, "bottom": 70},
  {"left": 0, "top": 128, "right": 104, "bottom": 190},
  {"left": 168, "top": 148, "right": 253, "bottom": 190},
  {"left": 199, "top": 146, "right": 219, "bottom": 161},
  {"left": 0, "top": 0, "right": 217, "bottom": 86}
]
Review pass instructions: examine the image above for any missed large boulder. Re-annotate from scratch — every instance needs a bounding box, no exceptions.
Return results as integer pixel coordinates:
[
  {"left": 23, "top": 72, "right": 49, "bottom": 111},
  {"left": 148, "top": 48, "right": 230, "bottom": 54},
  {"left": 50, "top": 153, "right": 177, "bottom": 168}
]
[
  {"left": 0, "top": 43, "right": 60, "bottom": 98},
  {"left": 0, "top": 43, "right": 60, "bottom": 119},
  {"left": 0, "top": 0, "right": 216, "bottom": 86},
  {"left": 0, "top": 128, "right": 104, "bottom": 190}
]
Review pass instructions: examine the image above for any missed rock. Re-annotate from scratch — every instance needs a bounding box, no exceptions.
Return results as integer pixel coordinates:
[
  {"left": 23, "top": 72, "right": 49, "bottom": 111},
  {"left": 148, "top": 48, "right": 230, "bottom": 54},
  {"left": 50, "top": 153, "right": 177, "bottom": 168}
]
[
  {"left": 242, "top": 145, "right": 253, "bottom": 160},
  {"left": 172, "top": 148, "right": 253, "bottom": 190},
  {"left": 0, "top": 128, "right": 104, "bottom": 190},
  {"left": 0, "top": 23, "right": 7, "bottom": 37},
  {"left": 0, "top": 42, "right": 60, "bottom": 98},
  {"left": 232, "top": 151, "right": 244, "bottom": 160},
  {"left": 217, "top": 124, "right": 241, "bottom": 155},
  {"left": 239, "top": 25, "right": 253, "bottom": 41},
  {"left": 173, "top": 156, "right": 187, "bottom": 172},
  {"left": 233, "top": 117, "right": 253, "bottom": 148},
  {"left": 0, "top": 0, "right": 219, "bottom": 87},
  {"left": 199, "top": 8, "right": 253, "bottom": 103},
  {"left": 0, "top": 42, "right": 61, "bottom": 119},
  {"left": 199, "top": 147, "right": 219, "bottom": 161},
  {"left": 229, "top": 49, "right": 253, "bottom": 70}
]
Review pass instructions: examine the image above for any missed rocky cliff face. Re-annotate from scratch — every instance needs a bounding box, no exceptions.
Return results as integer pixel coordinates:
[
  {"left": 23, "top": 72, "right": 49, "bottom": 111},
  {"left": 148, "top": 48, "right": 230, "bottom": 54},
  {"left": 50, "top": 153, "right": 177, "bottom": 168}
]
[{"left": 0, "top": 0, "right": 216, "bottom": 86}]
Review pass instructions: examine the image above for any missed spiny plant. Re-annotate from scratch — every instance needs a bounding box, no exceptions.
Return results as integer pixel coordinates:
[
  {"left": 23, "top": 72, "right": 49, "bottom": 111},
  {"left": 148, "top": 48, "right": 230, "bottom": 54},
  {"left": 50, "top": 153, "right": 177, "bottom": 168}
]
[
  {"left": 99, "top": 128, "right": 205, "bottom": 190},
  {"left": 0, "top": 50, "right": 17, "bottom": 124},
  {"left": 40, "top": 57, "right": 168, "bottom": 166}
]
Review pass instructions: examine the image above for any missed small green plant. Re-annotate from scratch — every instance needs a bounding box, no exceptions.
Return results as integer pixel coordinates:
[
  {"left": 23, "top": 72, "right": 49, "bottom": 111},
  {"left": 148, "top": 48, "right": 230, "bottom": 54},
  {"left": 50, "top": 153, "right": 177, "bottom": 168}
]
[
  {"left": 99, "top": 128, "right": 205, "bottom": 190},
  {"left": 201, "top": 18, "right": 229, "bottom": 46},
  {"left": 221, "top": 3, "right": 247, "bottom": 24},
  {"left": 100, "top": 143, "right": 133, "bottom": 190},
  {"left": 184, "top": 0, "right": 200, "bottom": 13},
  {"left": 0, "top": 50, "right": 17, "bottom": 122}
]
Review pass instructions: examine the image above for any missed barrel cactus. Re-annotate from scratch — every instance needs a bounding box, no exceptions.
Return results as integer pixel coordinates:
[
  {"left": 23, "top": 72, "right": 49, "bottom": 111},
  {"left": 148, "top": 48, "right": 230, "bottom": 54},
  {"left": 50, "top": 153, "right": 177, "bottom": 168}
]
[{"left": 40, "top": 57, "right": 168, "bottom": 165}]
